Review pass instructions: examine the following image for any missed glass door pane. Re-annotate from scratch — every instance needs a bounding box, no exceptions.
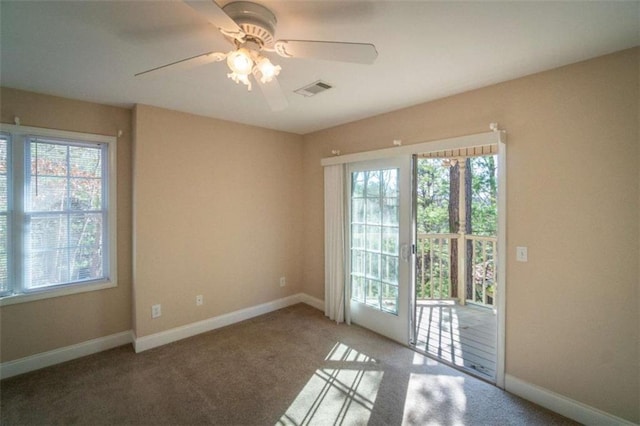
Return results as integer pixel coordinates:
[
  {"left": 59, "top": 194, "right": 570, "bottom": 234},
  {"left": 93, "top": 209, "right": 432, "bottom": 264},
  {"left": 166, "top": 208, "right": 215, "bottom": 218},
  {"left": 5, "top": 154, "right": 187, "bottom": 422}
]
[
  {"left": 350, "top": 168, "right": 399, "bottom": 314},
  {"left": 348, "top": 157, "right": 411, "bottom": 344}
]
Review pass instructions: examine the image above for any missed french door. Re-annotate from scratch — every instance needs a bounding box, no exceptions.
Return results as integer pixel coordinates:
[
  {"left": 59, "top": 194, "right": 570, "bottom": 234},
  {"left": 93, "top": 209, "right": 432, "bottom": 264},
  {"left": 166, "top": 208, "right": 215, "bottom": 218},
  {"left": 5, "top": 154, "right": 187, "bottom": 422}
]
[{"left": 347, "top": 157, "right": 412, "bottom": 344}]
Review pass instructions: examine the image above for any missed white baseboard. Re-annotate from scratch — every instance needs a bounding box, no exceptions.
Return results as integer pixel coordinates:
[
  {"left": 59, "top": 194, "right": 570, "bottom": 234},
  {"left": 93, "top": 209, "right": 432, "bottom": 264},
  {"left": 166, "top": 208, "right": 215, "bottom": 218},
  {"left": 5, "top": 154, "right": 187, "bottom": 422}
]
[
  {"left": 505, "top": 374, "right": 635, "bottom": 425},
  {"left": 134, "top": 293, "right": 322, "bottom": 353},
  {"left": 0, "top": 293, "right": 324, "bottom": 380},
  {"left": 0, "top": 331, "right": 132, "bottom": 380},
  {"left": 299, "top": 293, "right": 325, "bottom": 311},
  {"left": 4, "top": 297, "right": 634, "bottom": 426}
]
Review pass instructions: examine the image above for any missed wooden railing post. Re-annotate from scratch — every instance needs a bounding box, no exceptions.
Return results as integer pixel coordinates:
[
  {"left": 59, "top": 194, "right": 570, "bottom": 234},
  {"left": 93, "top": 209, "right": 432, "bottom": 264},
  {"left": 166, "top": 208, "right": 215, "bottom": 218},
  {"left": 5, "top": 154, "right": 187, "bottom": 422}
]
[{"left": 457, "top": 158, "right": 467, "bottom": 305}]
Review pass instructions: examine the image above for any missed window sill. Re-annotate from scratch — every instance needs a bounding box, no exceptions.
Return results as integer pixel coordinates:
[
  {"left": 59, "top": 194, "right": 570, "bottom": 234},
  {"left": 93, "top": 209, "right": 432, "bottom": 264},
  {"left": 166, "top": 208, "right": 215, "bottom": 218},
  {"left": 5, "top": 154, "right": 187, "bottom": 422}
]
[{"left": 0, "top": 280, "right": 117, "bottom": 307}]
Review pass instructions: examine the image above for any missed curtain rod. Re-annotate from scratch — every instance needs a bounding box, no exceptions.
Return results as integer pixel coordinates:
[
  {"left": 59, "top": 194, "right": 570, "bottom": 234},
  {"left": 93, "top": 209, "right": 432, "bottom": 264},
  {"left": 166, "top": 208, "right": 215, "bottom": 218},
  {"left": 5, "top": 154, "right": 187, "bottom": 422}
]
[{"left": 321, "top": 128, "right": 506, "bottom": 167}]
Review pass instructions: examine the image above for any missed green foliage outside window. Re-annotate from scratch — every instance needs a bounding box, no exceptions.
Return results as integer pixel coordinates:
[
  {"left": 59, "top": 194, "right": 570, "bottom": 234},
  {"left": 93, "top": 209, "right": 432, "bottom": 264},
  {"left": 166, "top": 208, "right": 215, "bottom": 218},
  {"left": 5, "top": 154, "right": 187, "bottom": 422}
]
[{"left": 416, "top": 155, "right": 497, "bottom": 301}]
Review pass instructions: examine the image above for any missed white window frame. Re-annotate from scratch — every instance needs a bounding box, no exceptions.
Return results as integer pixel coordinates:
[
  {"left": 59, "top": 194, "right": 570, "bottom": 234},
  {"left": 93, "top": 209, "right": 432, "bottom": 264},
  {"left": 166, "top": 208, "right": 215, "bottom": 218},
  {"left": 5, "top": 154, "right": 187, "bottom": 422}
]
[{"left": 0, "top": 124, "right": 117, "bottom": 306}]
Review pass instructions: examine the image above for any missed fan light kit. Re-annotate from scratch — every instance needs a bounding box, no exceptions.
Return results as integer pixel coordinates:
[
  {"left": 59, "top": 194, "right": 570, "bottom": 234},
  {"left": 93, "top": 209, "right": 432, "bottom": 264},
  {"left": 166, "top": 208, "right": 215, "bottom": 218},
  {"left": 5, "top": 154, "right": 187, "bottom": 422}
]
[
  {"left": 135, "top": 0, "right": 378, "bottom": 111},
  {"left": 225, "top": 43, "right": 281, "bottom": 90}
]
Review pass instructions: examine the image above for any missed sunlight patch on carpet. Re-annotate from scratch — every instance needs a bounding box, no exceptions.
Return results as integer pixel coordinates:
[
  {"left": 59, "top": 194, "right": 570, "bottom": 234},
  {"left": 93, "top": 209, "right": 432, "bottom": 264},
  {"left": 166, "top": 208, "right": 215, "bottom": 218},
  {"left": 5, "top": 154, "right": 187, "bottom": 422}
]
[
  {"left": 325, "top": 342, "right": 377, "bottom": 363},
  {"left": 278, "top": 342, "right": 382, "bottom": 425},
  {"left": 412, "top": 351, "right": 441, "bottom": 366},
  {"left": 278, "top": 368, "right": 383, "bottom": 425},
  {"left": 402, "top": 374, "right": 466, "bottom": 425}
]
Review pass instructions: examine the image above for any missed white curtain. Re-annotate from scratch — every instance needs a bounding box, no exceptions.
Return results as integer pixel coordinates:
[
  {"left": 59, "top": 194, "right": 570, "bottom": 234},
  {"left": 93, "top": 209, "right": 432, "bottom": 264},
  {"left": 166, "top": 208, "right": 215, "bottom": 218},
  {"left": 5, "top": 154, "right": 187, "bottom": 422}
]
[{"left": 324, "top": 164, "right": 348, "bottom": 324}]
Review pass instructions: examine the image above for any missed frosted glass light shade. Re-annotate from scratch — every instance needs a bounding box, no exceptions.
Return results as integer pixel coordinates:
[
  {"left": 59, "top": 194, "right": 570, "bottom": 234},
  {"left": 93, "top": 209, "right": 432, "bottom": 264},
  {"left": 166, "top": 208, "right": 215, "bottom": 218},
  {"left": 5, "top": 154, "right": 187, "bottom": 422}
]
[
  {"left": 227, "top": 48, "right": 253, "bottom": 75},
  {"left": 255, "top": 57, "right": 281, "bottom": 83}
]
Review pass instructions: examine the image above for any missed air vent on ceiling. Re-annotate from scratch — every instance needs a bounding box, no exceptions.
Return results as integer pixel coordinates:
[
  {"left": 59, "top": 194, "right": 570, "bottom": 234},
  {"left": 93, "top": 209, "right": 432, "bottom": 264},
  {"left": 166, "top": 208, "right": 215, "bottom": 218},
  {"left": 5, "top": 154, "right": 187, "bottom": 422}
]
[{"left": 294, "top": 80, "right": 333, "bottom": 97}]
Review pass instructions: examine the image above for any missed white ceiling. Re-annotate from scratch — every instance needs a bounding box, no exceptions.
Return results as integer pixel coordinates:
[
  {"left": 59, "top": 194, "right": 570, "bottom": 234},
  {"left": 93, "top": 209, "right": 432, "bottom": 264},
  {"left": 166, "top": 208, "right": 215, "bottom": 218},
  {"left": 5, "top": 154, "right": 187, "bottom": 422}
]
[{"left": 1, "top": 1, "right": 638, "bottom": 135}]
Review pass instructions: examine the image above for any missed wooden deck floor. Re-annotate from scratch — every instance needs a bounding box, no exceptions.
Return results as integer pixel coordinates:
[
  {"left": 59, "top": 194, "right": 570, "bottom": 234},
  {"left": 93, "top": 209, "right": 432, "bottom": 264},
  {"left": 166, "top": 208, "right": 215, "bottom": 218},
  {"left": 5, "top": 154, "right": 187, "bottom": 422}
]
[{"left": 414, "top": 300, "right": 497, "bottom": 381}]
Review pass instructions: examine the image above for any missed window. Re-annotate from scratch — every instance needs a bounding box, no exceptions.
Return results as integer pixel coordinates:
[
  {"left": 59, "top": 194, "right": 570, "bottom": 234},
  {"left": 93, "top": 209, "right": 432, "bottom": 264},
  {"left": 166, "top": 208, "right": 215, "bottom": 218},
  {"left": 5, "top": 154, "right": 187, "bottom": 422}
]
[{"left": 0, "top": 124, "right": 117, "bottom": 305}]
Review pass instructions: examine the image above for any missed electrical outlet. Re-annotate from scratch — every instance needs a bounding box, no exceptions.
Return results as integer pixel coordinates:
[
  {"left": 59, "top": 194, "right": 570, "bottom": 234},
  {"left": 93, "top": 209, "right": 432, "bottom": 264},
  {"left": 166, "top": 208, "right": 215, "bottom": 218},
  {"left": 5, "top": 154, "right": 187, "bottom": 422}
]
[
  {"left": 196, "top": 295, "right": 203, "bottom": 306},
  {"left": 279, "top": 277, "right": 286, "bottom": 287},
  {"left": 516, "top": 246, "right": 528, "bottom": 262},
  {"left": 151, "top": 304, "right": 161, "bottom": 318}
]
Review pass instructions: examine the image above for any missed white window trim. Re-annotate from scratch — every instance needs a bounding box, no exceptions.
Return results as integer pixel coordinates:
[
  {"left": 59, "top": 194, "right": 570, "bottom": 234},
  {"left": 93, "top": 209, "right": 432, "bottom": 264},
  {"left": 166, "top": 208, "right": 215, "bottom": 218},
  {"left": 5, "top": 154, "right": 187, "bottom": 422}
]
[
  {"left": 0, "top": 124, "right": 117, "bottom": 306},
  {"left": 320, "top": 131, "right": 505, "bottom": 166}
]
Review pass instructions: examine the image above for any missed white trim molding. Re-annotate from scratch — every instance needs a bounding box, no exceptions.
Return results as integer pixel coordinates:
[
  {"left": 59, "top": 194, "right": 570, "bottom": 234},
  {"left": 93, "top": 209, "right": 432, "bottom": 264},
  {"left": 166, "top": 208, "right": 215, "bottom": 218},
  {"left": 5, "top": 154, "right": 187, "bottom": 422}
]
[
  {"left": 133, "top": 293, "right": 325, "bottom": 353},
  {"left": 505, "top": 374, "right": 636, "bottom": 426},
  {"left": 0, "top": 123, "right": 118, "bottom": 306},
  {"left": 495, "top": 137, "right": 507, "bottom": 389},
  {"left": 321, "top": 128, "right": 508, "bottom": 388},
  {"left": 299, "top": 293, "right": 325, "bottom": 311},
  {"left": 0, "top": 294, "right": 325, "bottom": 380},
  {"left": 0, "top": 331, "right": 132, "bottom": 380},
  {"left": 321, "top": 130, "right": 506, "bottom": 166}
]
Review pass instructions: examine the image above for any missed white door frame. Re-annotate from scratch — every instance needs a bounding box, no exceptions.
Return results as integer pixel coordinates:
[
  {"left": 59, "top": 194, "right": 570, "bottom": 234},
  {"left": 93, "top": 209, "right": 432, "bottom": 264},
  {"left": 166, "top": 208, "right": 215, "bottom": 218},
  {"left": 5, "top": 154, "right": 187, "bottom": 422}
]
[
  {"left": 322, "top": 129, "right": 507, "bottom": 389},
  {"left": 496, "top": 137, "right": 507, "bottom": 388},
  {"left": 346, "top": 157, "right": 412, "bottom": 345}
]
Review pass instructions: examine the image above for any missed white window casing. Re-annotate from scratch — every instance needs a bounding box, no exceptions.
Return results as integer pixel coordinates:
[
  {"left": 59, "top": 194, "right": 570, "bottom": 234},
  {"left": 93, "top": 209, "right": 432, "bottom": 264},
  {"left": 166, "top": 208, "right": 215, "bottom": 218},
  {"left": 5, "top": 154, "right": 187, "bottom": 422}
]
[{"left": 0, "top": 124, "right": 117, "bottom": 306}]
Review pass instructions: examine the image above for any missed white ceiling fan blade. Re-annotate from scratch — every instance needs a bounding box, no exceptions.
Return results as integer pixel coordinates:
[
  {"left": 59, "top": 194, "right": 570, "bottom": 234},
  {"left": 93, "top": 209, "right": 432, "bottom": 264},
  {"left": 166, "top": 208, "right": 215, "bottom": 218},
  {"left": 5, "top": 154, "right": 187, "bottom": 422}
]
[
  {"left": 274, "top": 40, "right": 378, "bottom": 64},
  {"left": 184, "top": 0, "right": 245, "bottom": 41},
  {"left": 135, "top": 51, "right": 226, "bottom": 77},
  {"left": 254, "top": 73, "right": 288, "bottom": 112}
]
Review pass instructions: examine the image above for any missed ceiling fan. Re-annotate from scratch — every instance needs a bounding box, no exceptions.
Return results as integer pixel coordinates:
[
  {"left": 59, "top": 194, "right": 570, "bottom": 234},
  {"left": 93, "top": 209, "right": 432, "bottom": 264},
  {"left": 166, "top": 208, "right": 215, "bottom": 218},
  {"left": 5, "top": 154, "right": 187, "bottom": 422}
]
[{"left": 135, "top": 0, "right": 378, "bottom": 111}]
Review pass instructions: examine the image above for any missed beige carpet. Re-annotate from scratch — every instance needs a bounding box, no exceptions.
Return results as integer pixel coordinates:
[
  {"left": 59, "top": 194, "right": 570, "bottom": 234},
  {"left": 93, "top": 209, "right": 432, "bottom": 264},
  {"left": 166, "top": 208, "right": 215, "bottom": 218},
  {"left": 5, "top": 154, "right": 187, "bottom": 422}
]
[{"left": 0, "top": 303, "right": 576, "bottom": 425}]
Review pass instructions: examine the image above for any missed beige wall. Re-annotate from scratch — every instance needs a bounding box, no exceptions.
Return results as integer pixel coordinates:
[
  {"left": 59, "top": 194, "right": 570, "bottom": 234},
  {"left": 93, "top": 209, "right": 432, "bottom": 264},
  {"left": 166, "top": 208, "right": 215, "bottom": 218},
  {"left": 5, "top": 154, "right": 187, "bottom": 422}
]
[
  {"left": 132, "top": 105, "right": 303, "bottom": 337},
  {"left": 0, "top": 87, "right": 133, "bottom": 362},
  {"left": 302, "top": 48, "right": 639, "bottom": 422},
  {"left": 1, "top": 48, "right": 637, "bottom": 422}
]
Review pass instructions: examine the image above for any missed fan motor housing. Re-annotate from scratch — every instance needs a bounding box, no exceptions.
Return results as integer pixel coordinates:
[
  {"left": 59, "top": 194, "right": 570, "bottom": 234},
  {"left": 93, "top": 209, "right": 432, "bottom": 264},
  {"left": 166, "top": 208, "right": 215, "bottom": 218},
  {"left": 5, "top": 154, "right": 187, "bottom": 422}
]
[{"left": 222, "top": 1, "right": 277, "bottom": 48}]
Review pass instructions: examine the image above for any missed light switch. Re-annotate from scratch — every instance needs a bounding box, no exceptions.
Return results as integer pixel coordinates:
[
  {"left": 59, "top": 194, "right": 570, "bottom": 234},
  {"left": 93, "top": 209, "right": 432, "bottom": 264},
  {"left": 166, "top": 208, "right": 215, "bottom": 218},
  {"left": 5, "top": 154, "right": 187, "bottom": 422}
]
[{"left": 516, "top": 246, "right": 528, "bottom": 262}]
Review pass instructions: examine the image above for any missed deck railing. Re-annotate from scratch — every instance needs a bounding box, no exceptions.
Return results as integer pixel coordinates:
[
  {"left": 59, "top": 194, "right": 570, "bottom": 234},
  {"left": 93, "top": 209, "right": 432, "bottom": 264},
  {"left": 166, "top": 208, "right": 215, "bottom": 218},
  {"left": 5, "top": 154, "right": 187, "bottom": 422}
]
[
  {"left": 416, "top": 233, "right": 497, "bottom": 307},
  {"left": 467, "top": 235, "right": 497, "bottom": 306},
  {"left": 416, "top": 233, "right": 455, "bottom": 300}
]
